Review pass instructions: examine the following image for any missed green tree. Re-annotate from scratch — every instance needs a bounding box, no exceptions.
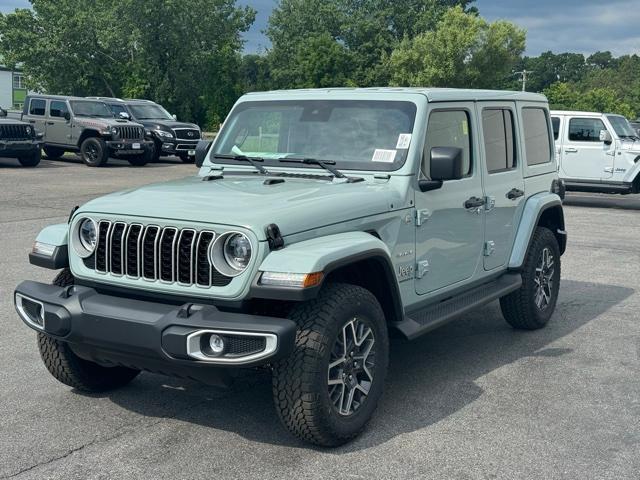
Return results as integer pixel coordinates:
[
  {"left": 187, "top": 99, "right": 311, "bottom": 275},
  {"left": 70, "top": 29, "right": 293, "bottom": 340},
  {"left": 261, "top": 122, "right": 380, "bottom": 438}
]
[
  {"left": 543, "top": 82, "right": 579, "bottom": 110},
  {"left": 0, "top": 0, "right": 255, "bottom": 128},
  {"left": 388, "top": 6, "right": 525, "bottom": 89},
  {"left": 265, "top": 0, "right": 477, "bottom": 88}
]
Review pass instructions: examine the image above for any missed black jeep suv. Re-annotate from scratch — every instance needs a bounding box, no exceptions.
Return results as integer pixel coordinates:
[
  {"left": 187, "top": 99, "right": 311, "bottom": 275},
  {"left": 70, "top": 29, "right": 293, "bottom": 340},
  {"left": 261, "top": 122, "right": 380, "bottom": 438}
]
[
  {"left": 0, "top": 107, "right": 43, "bottom": 167},
  {"left": 91, "top": 97, "right": 202, "bottom": 163}
]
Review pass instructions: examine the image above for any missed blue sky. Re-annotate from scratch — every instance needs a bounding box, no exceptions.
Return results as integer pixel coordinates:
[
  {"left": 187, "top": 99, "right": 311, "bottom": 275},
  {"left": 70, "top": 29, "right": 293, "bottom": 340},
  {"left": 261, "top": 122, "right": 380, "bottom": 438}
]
[{"left": 2, "top": 0, "right": 639, "bottom": 56}]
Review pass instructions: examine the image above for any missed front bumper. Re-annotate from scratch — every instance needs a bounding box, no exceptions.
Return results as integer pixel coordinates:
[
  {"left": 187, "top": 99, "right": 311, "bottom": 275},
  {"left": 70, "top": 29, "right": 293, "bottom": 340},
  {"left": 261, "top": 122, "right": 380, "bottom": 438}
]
[
  {"left": 158, "top": 138, "right": 199, "bottom": 155},
  {"left": 14, "top": 281, "right": 296, "bottom": 383},
  {"left": 0, "top": 139, "right": 42, "bottom": 156},
  {"left": 106, "top": 139, "right": 154, "bottom": 155}
]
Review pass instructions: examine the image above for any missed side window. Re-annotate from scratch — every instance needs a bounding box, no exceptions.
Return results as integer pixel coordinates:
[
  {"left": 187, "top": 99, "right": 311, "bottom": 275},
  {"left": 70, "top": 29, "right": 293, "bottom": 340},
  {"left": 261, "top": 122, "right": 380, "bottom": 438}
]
[
  {"left": 568, "top": 118, "right": 606, "bottom": 142},
  {"left": 29, "top": 98, "right": 46, "bottom": 116},
  {"left": 522, "top": 108, "right": 553, "bottom": 166},
  {"left": 49, "top": 101, "right": 68, "bottom": 118},
  {"left": 482, "top": 108, "right": 516, "bottom": 173},
  {"left": 551, "top": 117, "right": 560, "bottom": 140},
  {"left": 109, "top": 104, "right": 126, "bottom": 116},
  {"left": 422, "top": 110, "right": 471, "bottom": 179}
]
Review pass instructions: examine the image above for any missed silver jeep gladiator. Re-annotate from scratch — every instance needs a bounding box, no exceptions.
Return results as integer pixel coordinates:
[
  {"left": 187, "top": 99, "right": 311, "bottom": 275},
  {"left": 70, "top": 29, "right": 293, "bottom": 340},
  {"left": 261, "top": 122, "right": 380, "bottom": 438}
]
[{"left": 20, "top": 95, "right": 153, "bottom": 167}]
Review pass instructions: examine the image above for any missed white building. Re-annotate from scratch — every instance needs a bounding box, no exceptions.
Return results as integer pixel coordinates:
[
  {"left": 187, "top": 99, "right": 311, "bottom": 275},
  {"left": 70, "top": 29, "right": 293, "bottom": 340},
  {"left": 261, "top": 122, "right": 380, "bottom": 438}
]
[{"left": 0, "top": 66, "right": 27, "bottom": 110}]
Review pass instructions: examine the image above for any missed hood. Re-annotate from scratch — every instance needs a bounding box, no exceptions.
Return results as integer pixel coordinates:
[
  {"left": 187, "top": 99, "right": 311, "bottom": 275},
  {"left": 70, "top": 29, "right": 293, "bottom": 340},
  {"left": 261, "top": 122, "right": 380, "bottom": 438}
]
[
  {"left": 78, "top": 174, "right": 404, "bottom": 239},
  {"left": 139, "top": 120, "right": 200, "bottom": 131},
  {"left": 0, "top": 118, "right": 27, "bottom": 126},
  {"left": 77, "top": 117, "right": 143, "bottom": 129},
  {"left": 619, "top": 139, "right": 640, "bottom": 154}
]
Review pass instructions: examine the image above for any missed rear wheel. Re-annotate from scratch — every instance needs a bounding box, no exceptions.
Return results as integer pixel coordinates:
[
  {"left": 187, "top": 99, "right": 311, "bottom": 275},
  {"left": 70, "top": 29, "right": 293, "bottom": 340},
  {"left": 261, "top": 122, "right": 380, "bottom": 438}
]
[
  {"left": 179, "top": 153, "right": 195, "bottom": 164},
  {"left": 18, "top": 149, "right": 41, "bottom": 167},
  {"left": 80, "top": 137, "right": 109, "bottom": 167},
  {"left": 43, "top": 146, "right": 65, "bottom": 160},
  {"left": 272, "top": 283, "right": 388, "bottom": 446},
  {"left": 500, "top": 227, "right": 561, "bottom": 330},
  {"left": 37, "top": 268, "right": 140, "bottom": 392}
]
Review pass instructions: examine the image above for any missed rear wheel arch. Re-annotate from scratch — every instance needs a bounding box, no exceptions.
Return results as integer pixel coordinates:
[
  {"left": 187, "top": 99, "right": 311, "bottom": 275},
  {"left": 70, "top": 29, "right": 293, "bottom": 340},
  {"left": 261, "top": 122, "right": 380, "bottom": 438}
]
[{"left": 536, "top": 204, "right": 566, "bottom": 255}]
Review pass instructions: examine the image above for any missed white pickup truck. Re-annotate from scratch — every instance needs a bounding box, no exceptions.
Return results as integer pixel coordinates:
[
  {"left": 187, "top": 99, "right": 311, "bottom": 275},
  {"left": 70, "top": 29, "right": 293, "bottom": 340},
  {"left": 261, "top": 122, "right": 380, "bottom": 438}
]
[{"left": 551, "top": 111, "right": 640, "bottom": 194}]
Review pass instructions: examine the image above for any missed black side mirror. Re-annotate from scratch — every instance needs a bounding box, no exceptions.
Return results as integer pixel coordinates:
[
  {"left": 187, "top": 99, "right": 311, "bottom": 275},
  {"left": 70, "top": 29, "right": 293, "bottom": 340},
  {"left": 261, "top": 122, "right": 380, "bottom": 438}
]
[
  {"left": 419, "top": 146, "right": 465, "bottom": 192},
  {"left": 63, "top": 111, "right": 71, "bottom": 121},
  {"left": 195, "top": 139, "right": 212, "bottom": 168},
  {"left": 0, "top": 108, "right": 7, "bottom": 118}
]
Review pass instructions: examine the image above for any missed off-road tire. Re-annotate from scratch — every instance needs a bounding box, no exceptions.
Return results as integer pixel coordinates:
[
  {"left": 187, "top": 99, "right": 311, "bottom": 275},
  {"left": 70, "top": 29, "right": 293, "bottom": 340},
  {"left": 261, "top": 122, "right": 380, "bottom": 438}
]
[
  {"left": 127, "top": 150, "right": 152, "bottom": 167},
  {"left": 43, "top": 146, "right": 65, "bottom": 160},
  {"left": 80, "top": 137, "right": 109, "bottom": 167},
  {"left": 18, "top": 149, "right": 41, "bottom": 167},
  {"left": 37, "top": 268, "right": 140, "bottom": 392},
  {"left": 272, "top": 283, "right": 389, "bottom": 447},
  {"left": 179, "top": 153, "right": 195, "bottom": 164},
  {"left": 500, "top": 227, "right": 561, "bottom": 330}
]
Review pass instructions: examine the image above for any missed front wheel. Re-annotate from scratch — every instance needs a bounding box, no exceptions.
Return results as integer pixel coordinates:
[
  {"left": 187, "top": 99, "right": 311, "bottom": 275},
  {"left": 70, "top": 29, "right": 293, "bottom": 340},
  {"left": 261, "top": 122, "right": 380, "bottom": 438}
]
[
  {"left": 178, "top": 153, "right": 195, "bottom": 164},
  {"left": 127, "top": 150, "right": 152, "bottom": 167},
  {"left": 18, "top": 149, "right": 41, "bottom": 167},
  {"left": 37, "top": 268, "right": 140, "bottom": 392},
  {"left": 80, "top": 137, "right": 109, "bottom": 167},
  {"left": 500, "top": 227, "right": 561, "bottom": 330},
  {"left": 272, "top": 283, "right": 389, "bottom": 447}
]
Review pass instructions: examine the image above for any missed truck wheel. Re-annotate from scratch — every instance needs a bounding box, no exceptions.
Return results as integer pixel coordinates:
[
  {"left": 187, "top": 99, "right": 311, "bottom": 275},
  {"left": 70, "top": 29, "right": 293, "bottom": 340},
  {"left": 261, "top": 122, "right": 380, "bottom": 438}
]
[
  {"left": 272, "top": 283, "right": 389, "bottom": 447},
  {"left": 127, "top": 152, "right": 151, "bottom": 167},
  {"left": 80, "top": 137, "right": 109, "bottom": 167},
  {"left": 37, "top": 268, "right": 140, "bottom": 392},
  {"left": 179, "top": 153, "right": 195, "bottom": 164},
  {"left": 500, "top": 227, "right": 561, "bottom": 330},
  {"left": 18, "top": 149, "right": 41, "bottom": 167},
  {"left": 43, "top": 146, "right": 65, "bottom": 160}
]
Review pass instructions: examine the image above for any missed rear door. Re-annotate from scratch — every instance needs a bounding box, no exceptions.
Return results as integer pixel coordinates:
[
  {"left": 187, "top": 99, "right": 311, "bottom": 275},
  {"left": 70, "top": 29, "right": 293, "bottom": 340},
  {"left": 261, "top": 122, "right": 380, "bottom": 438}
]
[
  {"left": 478, "top": 102, "right": 525, "bottom": 271},
  {"left": 46, "top": 100, "right": 72, "bottom": 145},
  {"left": 561, "top": 115, "right": 614, "bottom": 180}
]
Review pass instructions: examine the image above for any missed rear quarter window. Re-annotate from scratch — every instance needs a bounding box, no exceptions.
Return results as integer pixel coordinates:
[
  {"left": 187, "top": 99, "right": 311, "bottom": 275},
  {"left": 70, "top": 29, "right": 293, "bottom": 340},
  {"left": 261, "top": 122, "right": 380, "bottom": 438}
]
[{"left": 522, "top": 108, "right": 553, "bottom": 166}]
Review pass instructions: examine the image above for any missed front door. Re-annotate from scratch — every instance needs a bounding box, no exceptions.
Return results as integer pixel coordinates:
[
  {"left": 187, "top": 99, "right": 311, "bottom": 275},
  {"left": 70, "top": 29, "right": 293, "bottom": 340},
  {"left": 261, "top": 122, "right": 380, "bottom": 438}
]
[
  {"left": 478, "top": 103, "right": 525, "bottom": 271},
  {"left": 561, "top": 116, "right": 614, "bottom": 180},
  {"left": 46, "top": 100, "right": 72, "bottom": 145},
  {"left": 415, "top": 104, "right": 485, "bottom": 295},
  {"left": 26, "top": 98, "right": 47, "bottom": 136}
]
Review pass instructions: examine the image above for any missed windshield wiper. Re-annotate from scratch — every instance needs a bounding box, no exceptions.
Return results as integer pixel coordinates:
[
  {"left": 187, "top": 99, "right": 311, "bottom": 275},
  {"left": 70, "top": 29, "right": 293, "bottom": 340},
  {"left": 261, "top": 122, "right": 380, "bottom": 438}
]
[
  {"left": 277, "top": 157, "right": 349, "bottom": 179},
  {"left": 212, "top": 154, "right": 270, "bottom": 175}
]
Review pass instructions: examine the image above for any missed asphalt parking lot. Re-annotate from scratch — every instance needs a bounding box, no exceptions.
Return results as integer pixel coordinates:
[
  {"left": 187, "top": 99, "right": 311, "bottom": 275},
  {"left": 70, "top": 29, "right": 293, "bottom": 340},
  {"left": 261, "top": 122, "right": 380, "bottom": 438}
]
[{"left": 1, "top": 155, "right": 639, "bottom": 479}]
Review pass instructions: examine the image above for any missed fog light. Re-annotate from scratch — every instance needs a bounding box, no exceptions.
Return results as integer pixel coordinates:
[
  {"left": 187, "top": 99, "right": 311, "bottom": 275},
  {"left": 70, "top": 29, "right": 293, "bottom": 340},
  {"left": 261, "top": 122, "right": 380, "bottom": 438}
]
[{"left": 209, "top": 334, "right": 225, "bottom": 355}]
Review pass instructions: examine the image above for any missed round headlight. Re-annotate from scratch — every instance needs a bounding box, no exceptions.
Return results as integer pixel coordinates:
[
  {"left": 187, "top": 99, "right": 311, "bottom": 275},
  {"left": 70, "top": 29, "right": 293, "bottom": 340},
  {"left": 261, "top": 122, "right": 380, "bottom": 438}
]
[
  {"left": 111, "top": 127, "right": 118, "bottom": 135},
  {"left": 209, "top": 232, "right": 252, "bottom": 277},
  {"left": 224, "top": 233, "right": 252, "bottom": 271},
  {"left": 73, "top": 218, "right": 97, "bottom": 258},
  {"left": 25, "top": 126, "right": 32, "bottom": 135}
]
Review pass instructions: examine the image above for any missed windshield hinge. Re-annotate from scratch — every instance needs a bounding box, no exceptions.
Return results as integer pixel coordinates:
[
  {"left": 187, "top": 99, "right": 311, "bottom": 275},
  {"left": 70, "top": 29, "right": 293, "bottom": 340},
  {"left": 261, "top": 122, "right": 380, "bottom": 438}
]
[{"left": 415, "top": 209, "right": 431, "bottom": 226}]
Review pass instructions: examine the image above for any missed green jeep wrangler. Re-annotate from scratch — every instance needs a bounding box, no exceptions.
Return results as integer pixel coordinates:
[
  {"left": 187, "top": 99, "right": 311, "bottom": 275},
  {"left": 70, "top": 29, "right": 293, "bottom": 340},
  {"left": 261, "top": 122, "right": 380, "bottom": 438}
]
[{"left": 15, "top": 88, "right": 567, "bottom": 446}]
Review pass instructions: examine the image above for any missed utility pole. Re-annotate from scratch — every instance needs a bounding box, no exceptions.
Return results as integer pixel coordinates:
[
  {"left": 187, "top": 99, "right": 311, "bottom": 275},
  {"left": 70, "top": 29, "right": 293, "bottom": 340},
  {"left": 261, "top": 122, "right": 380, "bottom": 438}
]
[{"left": 513, "top": 70, "right": 533, "bottom": 92}]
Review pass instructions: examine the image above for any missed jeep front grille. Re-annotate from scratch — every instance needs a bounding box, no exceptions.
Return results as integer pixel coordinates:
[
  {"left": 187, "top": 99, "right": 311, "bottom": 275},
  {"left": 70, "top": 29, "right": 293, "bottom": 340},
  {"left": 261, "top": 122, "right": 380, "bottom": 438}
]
[
  {"left": 0, "top": 124, "right": 30, "bottom": 140},
  {"left": 94, "top": 221, "right": 232, "bottom": 287},
  {"left": 116, "top": 126, "right": 143, "bottom": 140},
  {"left": 173, "top": 128, "right": 200, "bottom": 140}
]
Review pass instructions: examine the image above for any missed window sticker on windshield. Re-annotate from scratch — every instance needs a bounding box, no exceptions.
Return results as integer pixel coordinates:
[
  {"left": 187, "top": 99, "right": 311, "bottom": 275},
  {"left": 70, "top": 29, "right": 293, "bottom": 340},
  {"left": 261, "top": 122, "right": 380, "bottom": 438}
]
[
  {"left": 462, "top": 121, "right": 469, "bottom": 135},
  {"left": 372, "top": 149, "right": 397, "bottom": 163},
  {"left": 396, "top": 134, "right": 412, "bottom": 149}
]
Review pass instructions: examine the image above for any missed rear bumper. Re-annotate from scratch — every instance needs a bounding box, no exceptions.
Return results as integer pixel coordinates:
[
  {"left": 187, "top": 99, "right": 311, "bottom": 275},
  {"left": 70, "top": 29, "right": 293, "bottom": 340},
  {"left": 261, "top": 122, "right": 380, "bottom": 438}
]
[{"left": 14, "top": 281, "right": 296, "bottom": 382}]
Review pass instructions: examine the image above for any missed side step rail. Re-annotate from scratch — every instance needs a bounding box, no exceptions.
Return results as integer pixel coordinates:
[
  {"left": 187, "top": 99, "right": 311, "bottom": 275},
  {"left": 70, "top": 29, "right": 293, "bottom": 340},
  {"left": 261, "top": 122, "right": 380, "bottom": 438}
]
[{"left": 395, "top": 273, "right": 522, "bottom": 340}]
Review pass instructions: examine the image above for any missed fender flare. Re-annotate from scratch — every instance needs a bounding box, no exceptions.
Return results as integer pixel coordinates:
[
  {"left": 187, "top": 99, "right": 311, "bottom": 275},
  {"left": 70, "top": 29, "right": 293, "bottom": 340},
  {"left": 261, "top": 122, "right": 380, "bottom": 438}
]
[
  {"left": 508, "top": 193, "right": 565, "bottom": 270},
  {"left": 29, "top": 223, "right": 69, "bottom": 269},
  {"left": 250, "top": 232, "right": 404, "bottom": 322}
]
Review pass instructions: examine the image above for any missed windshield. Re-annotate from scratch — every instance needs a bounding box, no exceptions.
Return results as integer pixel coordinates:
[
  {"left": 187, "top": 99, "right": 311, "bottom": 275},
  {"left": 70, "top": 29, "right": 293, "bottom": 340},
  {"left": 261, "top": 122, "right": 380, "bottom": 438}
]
[
  {"left": 213, "top": 100, "right": 418, "bottom": 171},
  {"left": 129, "top": 103, "right": 172, "bottom": 120},
  {"left": 607, "top": 115, "right": 638, "bottom": 139},
  {"left": 70, "top": 101, "right": 113, "bottom": 118}
]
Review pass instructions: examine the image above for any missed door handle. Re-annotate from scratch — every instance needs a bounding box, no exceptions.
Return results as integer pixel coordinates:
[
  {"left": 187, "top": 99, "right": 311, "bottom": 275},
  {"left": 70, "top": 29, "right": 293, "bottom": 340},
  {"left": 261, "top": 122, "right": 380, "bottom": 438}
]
[
  {"left": 506, "top": 188, "right": 525, "bottom": 200},
  {"left": 28, "top": 120, "right": 36, "bottom": 123},
  {"left": 464, "top": 196, "right": 486, "bottom": 209},
  {"left": 46, "top": 121, "right": 54, "bottom": 125},
  {"left": 564, "top": 147, "right": 578, "bottom": 153}
]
